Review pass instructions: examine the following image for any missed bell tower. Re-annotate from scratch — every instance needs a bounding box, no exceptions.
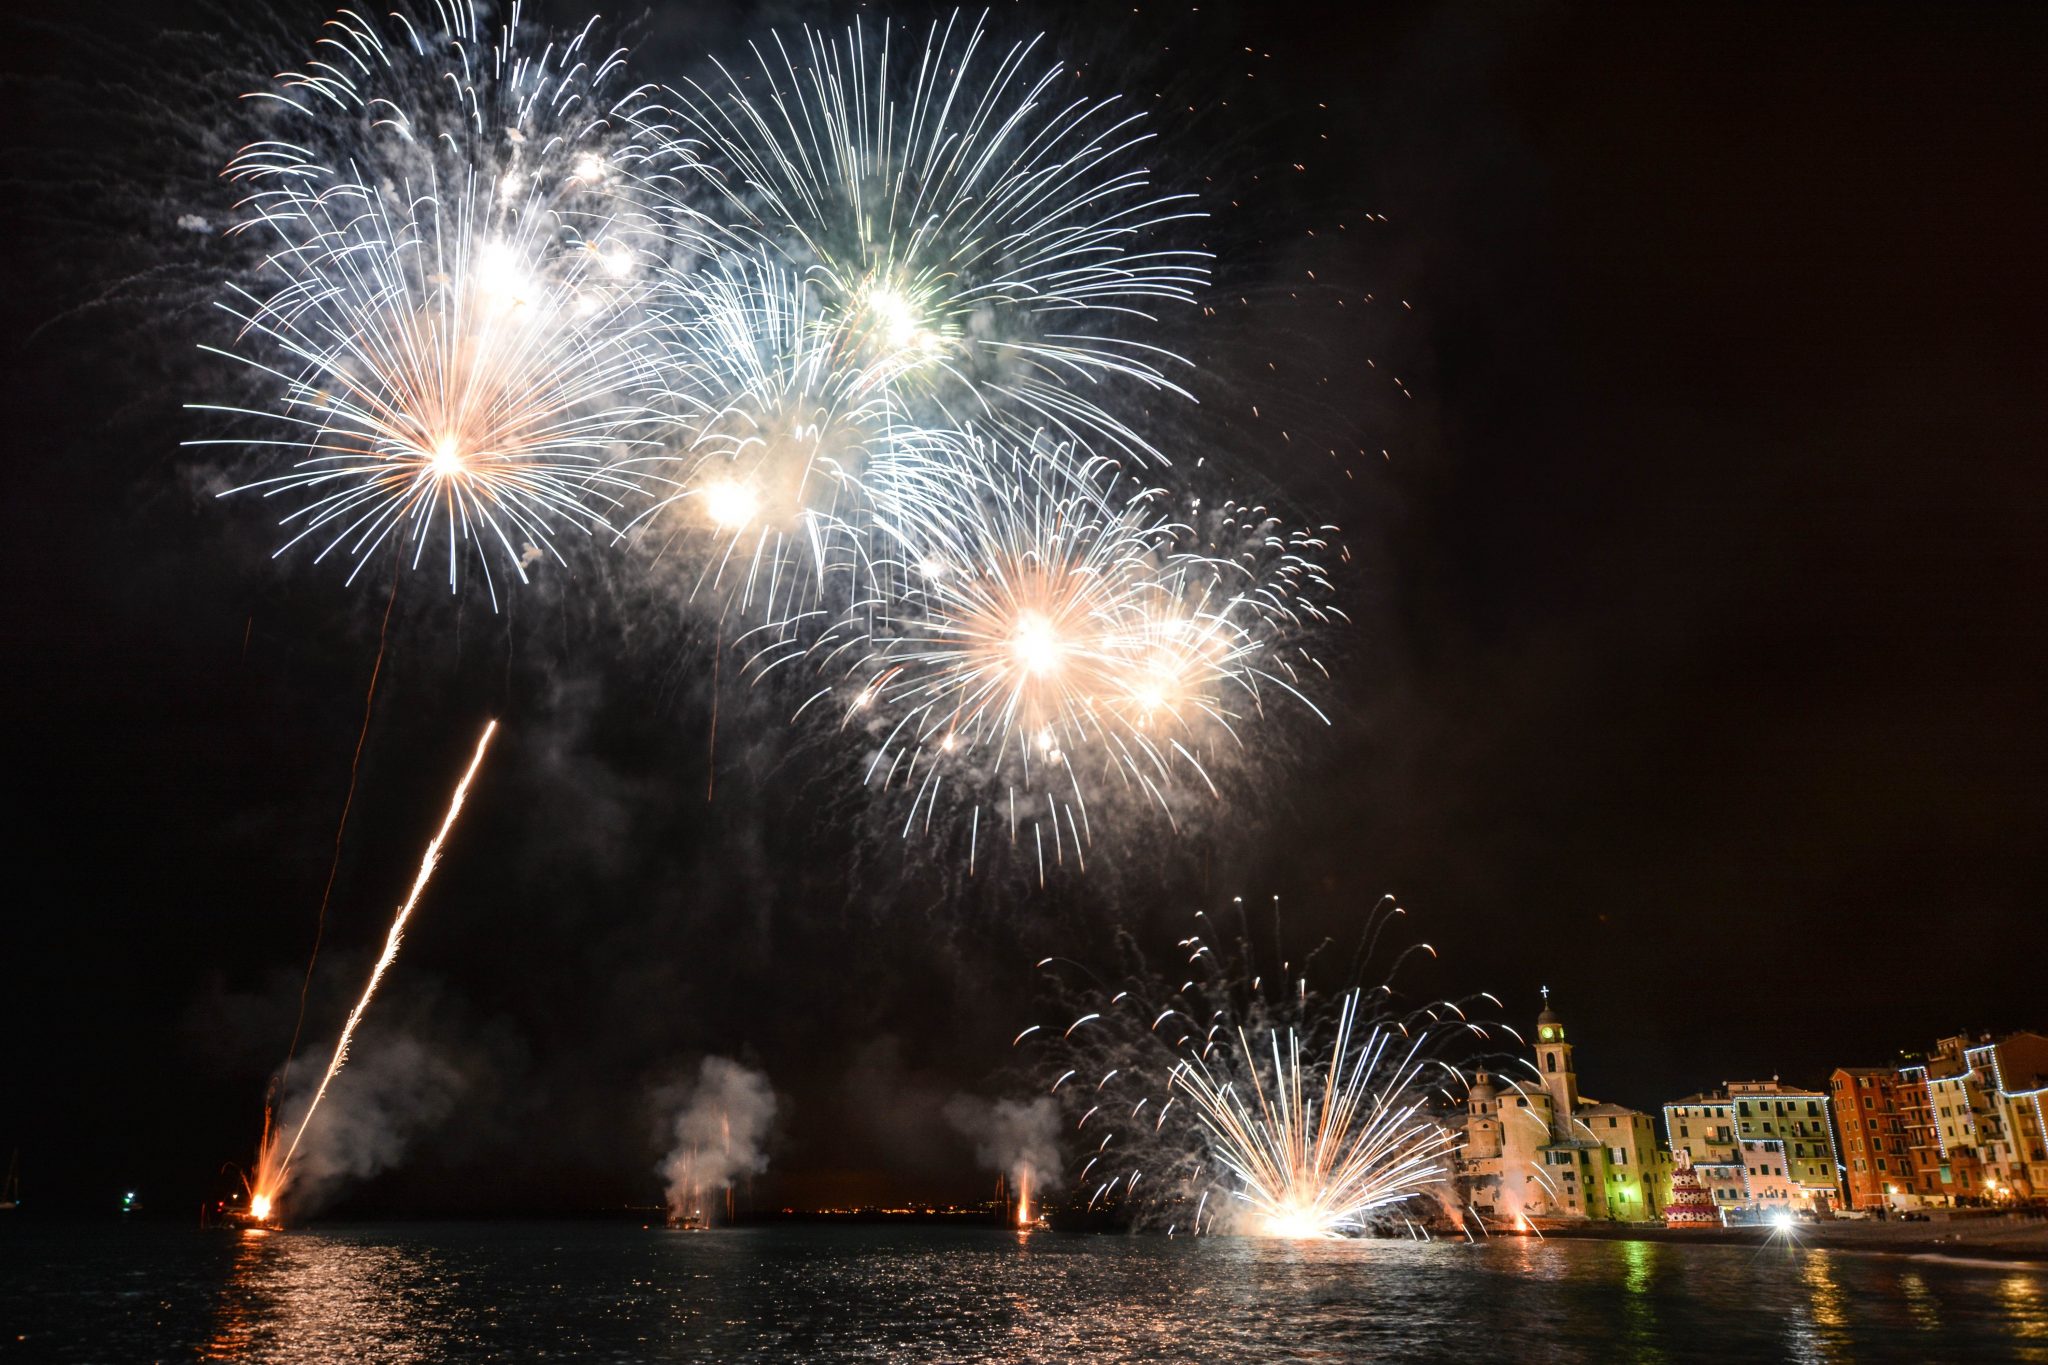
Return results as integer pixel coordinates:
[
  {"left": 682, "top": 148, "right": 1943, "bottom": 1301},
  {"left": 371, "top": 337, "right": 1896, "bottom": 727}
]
[{"left": 1535, "top": 987, "right": 1579, "bottom": 1137}]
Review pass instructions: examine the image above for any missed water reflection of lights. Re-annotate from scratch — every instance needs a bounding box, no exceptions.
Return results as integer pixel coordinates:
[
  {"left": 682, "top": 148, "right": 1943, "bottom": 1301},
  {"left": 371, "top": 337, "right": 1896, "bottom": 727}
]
[
  {"left": 1999, "top": 1274, "right": 2045, "bottom": 1341},
  {"left": 1619, "top": 1239, "right": 1662, "bottom": 1360},
  {"left": 201, "top": 1234, "right": 432, "bottom": 1361},
  {"left": 201, "top": 1230, "right": 273, "bottom": 1361},
  {"left": 1777, "top": 1250, "right": 1852, "bottom": 1362},
  {"left": 1622, "top": 1238, "right": 1654, "bottom": 1295}
]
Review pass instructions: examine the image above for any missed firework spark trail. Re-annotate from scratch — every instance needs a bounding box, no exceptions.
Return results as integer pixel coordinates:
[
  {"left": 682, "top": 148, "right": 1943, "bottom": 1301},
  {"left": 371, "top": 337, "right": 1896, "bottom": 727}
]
[
  {"left": 264, "top": 561, "right": 403, "bottom": 1170},
  {"left": 1022, "top": 899, "right": 1492, "bottom": 1237},
  {"left": 1166, "top": 991, "right": 1462, "bottom": 1237},
  {"left": 255, "top": 719, "right": 499, "bottom": 1212}
]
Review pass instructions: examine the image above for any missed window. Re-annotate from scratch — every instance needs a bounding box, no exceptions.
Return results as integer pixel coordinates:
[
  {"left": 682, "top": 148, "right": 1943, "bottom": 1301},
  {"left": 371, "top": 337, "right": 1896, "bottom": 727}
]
[
  {"left": 1864, "top": 1096, "right": 1874, "bottom": 1110},
  {"left": 1547, "top": 1054, "right": 1557, "bottom": 1073},
  {"left": 1877, "top": 1159, "right": 1888, "bottom": 1172}
]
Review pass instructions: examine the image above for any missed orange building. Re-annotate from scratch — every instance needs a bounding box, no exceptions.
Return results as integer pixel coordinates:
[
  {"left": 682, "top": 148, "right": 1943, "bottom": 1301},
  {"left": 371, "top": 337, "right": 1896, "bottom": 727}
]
[
  {"left": 1835, "top": 1031, "right": 2048, "bottom": 1208},
  {"left": 1829, "top": 1067, "right": 1921, "bottom": 1209}
]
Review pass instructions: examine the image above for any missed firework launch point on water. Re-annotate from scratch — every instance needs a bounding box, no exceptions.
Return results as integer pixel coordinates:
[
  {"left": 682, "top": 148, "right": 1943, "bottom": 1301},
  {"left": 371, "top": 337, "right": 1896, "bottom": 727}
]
[
  {"left": 246, "top": 720, "right": 498, "bottom": 1223},
  {"left": 1022, "top": 900, "right": 1484, "bottom": 1240}
]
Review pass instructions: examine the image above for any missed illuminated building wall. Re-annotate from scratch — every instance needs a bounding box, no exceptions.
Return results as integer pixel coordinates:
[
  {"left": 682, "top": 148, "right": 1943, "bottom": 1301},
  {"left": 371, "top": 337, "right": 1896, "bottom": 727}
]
[
  {"left": 1896, "top": 1032, "right": 2048, "bottom": 1204},
  {"left": 1664, "top": 1081, "right": 1841, "bottom": 1217},
  {"left": 1725, "top": 1080, "right": 1841, "bottom": 1209},
  {"left": 1829, "top": 1067, "right": 1919, "bottom": 1210}
]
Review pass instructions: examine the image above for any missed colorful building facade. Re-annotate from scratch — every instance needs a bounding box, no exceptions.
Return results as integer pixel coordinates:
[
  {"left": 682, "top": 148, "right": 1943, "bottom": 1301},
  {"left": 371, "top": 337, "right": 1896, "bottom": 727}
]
[
  {"left": 1877, "top": 1032, "right": 2048, "bottom": 1205},
  {"left": 1662, "top": 1079, "right": 1841, "bottom": 1221},
  {"left": 1830, "top": 1066, "right": 1921, "bottom": 1209}
]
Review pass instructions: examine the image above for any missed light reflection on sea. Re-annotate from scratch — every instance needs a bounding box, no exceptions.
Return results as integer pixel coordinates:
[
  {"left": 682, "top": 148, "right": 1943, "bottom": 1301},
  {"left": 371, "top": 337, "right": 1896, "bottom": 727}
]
[{"left": 2, "top": 1222, "right": 2044, "bottom": 1363}]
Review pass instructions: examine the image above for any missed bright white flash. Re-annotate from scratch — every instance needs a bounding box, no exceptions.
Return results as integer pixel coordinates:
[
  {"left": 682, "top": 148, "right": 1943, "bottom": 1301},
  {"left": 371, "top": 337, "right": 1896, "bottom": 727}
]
[
  {"left": 702, "top": 479, "right": 760, "bottom": 529},
  {"left": 1011, "top": 612, "right": 1063, "bottom": 675}
]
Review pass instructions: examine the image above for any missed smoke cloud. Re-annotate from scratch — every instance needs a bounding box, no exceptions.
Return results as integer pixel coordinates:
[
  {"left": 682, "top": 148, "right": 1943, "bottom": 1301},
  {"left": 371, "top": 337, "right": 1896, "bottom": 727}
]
[
  {"left": 944, "top": 1094, "right": 1061, "bottom": 1206},
  {"left": 657, "top": 1057, "right": 777, "bottom": 1222},
  {"left": 275, "top": 1029, "right": 465, "bottom": 1212}
]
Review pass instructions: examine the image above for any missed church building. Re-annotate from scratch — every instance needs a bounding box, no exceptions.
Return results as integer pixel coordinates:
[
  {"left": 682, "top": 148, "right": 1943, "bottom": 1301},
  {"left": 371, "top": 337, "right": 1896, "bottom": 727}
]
[{"left": 1453, "top": 993, "right": 1673, "bottom": 1225}]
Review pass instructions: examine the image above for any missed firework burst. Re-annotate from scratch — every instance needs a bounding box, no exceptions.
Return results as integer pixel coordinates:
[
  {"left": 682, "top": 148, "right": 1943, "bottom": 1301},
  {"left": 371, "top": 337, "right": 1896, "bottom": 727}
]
[
  {"left": 1166, "top": 988, "right": 1462, "bottom": 1238},
  {"left": 623, "top": 251, "right": 900, "bottom": 624},
  {"left": 191, "top": 5, "right": 1345, "bottom": 875},
  {"left": 195, "top": 4, "right": 672, "bottom": 603},
  {"left": 788, "top": 439, "right": 1332, "bottom": 873},
  {"left": 1020, "top": 898, "right": 1492, "bottom": 1237},
  {"left": 644, "top": 12, "right": 1210, "bottom": 464}
]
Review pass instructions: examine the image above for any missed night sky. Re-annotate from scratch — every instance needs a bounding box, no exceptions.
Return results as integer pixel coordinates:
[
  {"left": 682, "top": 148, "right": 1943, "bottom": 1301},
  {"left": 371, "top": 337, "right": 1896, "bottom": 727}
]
[{"left": 3, "top": 0, "right": 2043, "bottom": 1216}]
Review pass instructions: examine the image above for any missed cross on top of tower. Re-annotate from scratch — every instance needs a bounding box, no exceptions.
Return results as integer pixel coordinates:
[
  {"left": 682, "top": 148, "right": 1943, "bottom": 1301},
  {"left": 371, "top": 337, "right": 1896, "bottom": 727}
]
[{"left": 1540, "top": 985, "right": 1550, "bottom": 1004}]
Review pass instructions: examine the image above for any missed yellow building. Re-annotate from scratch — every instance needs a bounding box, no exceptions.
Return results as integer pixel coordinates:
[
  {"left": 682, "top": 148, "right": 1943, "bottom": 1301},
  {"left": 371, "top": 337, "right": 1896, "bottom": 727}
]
[{"left": 1663, "top": 1079, "right": 1842, "bottom": 1221}]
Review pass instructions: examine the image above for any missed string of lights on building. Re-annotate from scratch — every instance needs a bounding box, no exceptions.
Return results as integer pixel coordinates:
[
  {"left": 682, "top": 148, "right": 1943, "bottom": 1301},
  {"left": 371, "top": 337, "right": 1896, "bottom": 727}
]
[{"left": 1445, "top": 994, "right": 2048, "bottom": 1229}]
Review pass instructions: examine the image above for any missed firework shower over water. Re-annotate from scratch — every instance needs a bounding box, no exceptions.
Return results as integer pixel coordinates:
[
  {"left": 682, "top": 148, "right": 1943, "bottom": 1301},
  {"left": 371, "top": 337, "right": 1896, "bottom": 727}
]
[
  {"left": 199, "top": 1, "right": 1338, "bottom": 857},
  {"left": 1016, "top": 898, "right": 1494, "bottom": 1238}
]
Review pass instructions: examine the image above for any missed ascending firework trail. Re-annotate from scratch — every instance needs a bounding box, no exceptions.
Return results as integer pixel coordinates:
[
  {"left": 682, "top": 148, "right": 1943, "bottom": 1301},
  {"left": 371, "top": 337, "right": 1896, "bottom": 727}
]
[{"left": 248, "top": 719, "right": 500, "bottom": 1220}]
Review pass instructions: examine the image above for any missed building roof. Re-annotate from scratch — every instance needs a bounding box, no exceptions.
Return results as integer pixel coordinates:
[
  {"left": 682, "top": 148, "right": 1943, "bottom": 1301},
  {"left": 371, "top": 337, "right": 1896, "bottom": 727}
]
[
  {"left": 1577, "top": 1101, "right": 1648, "bottom": 1118},
  {"left": 1725, "top": 1079, "right": 1828, "bottom": 1097},
  {"left": 1665, "top": 1092, "right": 1730, "bottom": 1108}
]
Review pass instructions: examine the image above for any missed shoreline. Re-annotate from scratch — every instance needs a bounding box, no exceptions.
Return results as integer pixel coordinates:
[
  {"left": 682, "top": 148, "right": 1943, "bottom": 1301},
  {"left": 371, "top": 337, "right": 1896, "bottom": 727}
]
[{"left": 1517, "top": 1217, "right": 2048, "bottom": 1266}]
